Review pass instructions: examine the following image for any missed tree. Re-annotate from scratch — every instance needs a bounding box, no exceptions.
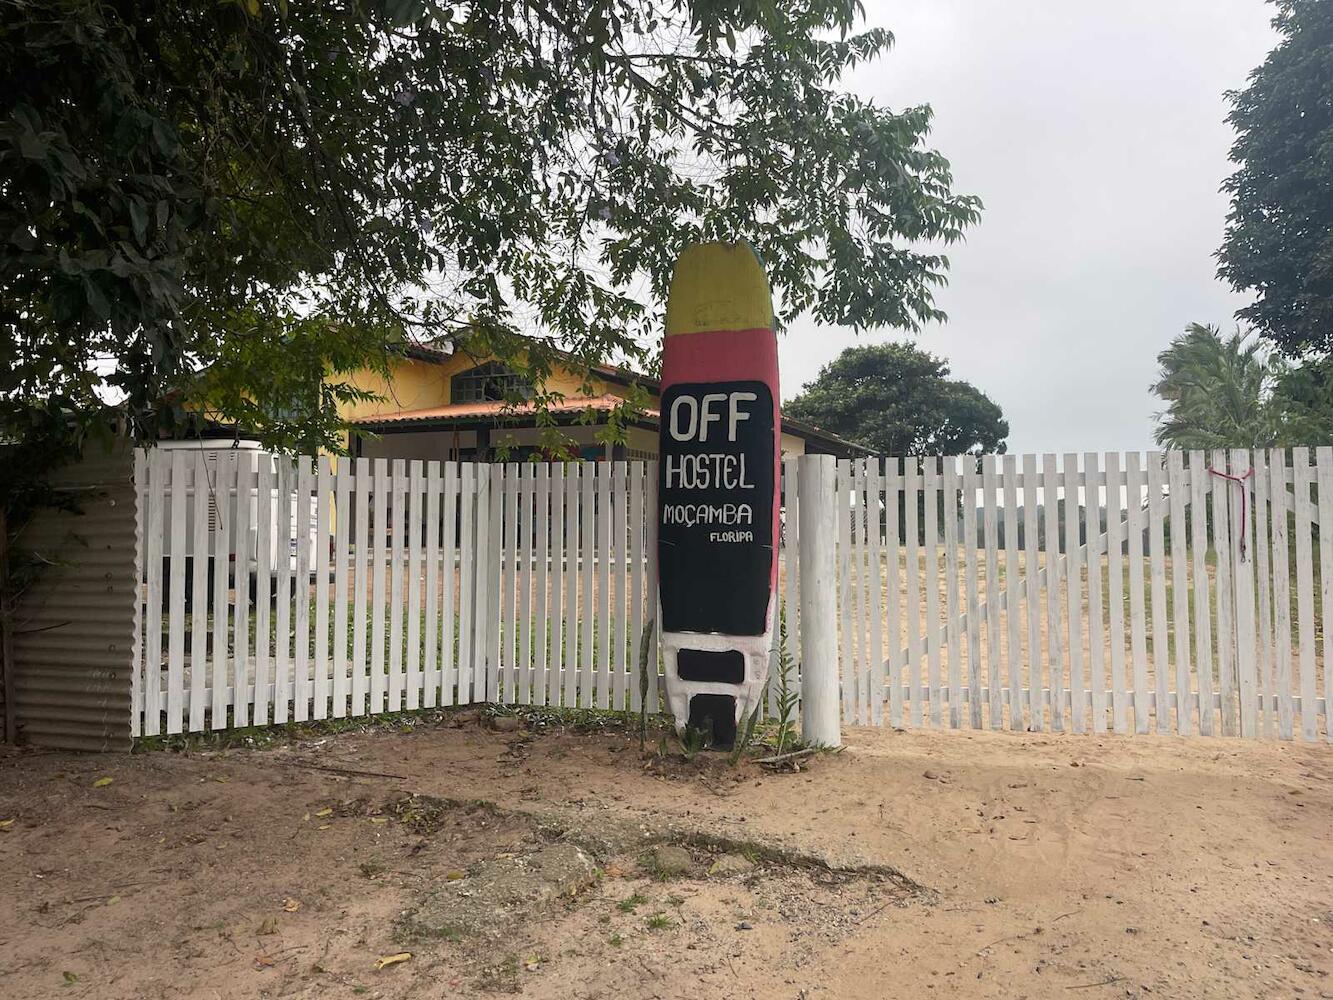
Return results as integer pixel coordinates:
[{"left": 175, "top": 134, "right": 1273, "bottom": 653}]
[
  {"left": 1150, "top": 323, "right": 1288, "bottom": 450},
  {"left": 784, "top": 342, "right": 1008, "bottom": 456},
  {"left": 0, "top": 0, "right": 981, "bottom": 462},
  {"left": 1218, "top": 0, "right": 1333, "bottom": 356}
]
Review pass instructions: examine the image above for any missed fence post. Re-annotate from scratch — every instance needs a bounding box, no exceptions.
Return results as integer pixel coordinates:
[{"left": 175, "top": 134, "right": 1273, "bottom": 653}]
[{"left": 798, "top": 454, "right": 841, "bottom": 746}]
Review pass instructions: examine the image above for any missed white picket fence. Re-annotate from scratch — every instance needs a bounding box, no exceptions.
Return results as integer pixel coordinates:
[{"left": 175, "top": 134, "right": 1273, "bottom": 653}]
[
  {"left": 131, "top": 447, "right": 1330, "bottom": 742},
  {"left": 836, "top": 449, "right": 1331, "bottom": 741},
  {"left": 131, "top": 451, "right": 804, "bottom": 737}
]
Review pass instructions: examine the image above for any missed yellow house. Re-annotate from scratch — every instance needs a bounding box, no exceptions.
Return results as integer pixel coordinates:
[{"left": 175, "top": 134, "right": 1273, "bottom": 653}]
[{"left": 340, "top": 340, "right": 867, "bottom": 463}]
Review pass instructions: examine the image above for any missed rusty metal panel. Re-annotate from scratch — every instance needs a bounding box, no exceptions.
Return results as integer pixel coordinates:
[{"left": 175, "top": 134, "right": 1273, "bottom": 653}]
[{"left": 10, "top": 444, "right": 137, "bottom": 751}]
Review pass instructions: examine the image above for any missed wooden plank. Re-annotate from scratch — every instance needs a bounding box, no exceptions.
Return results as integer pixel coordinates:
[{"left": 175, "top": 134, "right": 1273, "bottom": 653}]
[
  {"left": 143, "top": 452, "right": 165, "bottom": 736},
  {"left": 166, "top": 451, "right": 187, "bottom": 734},
  {"left": 628, "top": 462, "right": 644, "bottom": 712},
  {"left": 596, "top": 461, "right": 612, "bottom": 709},
  {"left": 884, "top": 458, "right": 902, "bottom": 728},
  {"left": 837, "top": 460, "right": 854, "bottom": 723},
  {"left": 549, "top": 464, "right": 565, "bottom": 707},
  {"left": 1125, "top": 452, "right": 1150, "bottom": 734},
  {"left": 1022, "top": 454, "right": 1043, "bottom": 731},
  {"left": 1082, "top": 453, "right": 1106, "bottom": 734},
  {"left": 253, "top": 457, "right": 273, "bottom": 726},
  {"left": 1252, "top": 450, "right": 1273, "bottom": 738},
  {"left": 332, "top": 459, "right": 351, "bottom": 718},
  {"left": 1002, "top": 455, "right": 1022, "bottom": 730},
  {"left": 368, "top": 460, "right": 388, "bottom": 717},
  {"left": 386, "top": 460, "right": 406, "bottom": 713},
  {"left": 1291, "top": 447, "right": 1318, "bottom": 741},
  {"left": 440, "top": 463, "right": 459, "bottom": 707},
  {"left": 1316, "top": 446, "right": 1333, "bottom": 742},
  {"left": 1145, "top": 453, "right": 1170, "bottom": 734},
  {"left": 210, "top": 452, "right": 235, "bottom": 728},
  {"left": 1187, "top": 451, "right": 1216, "bottom": 737},
  {"left": 131, "top": 449, "right": 146, "bottom": 738},
  {"left": 501, "top": 463, "right": 518, "bottom": 704},
  {"left": 405, "top": 460, "right": 424, "bottom": 711},
  {"left": 942, "top": 457, "right": 962, "bottom": 728},
  {"left": 519, "top": 464, "right": 536, "bottom": 706},
  {"left": 580, "top": 462, "right": 596, "bottom": 708},
  {"left": 350, "top": 458, "right": 370, "bottom": 717},
  {"left": 868, "top": 458, "right": 886, "bottom": 727},
  {"left": 423, "top": 463, "right": 440, "bottom": 709},
  {"left": 485, "top": 463, "right": 503, "bottom": 703},
  {"left": 232, "top": 455, "right": 251, "bottom": 728},
  {"left": 187, "top": 453, "right": 209, "bottom": 732},
  {"left": 292, "top": 456, "right": 313, "bottom": 723},
  {"left": 273, "top": 457, "right": 293, "bottom": 724},
  {"left": 1104, "top": 452, "right": 1128, "bottom": 734},
  {"left": 979, "top": 457, "right": 1000, "bottom": 729},
  {"left": 847, "top": 460, "right": 865, "bottom": 724},
  {"left": 535, "top": 463, "right": 551, "bottom": 707},
  {"left": 1062, "top": 454, "right": 1086, "bottom": 733},
  {"left": 903, "top": 458, "right": 923, "bottom": 727},
  {"left": 923, "top": 457, "right": 942, "bottom": 728},
  {"left": 1167, "top": 451, "right": 1193, "bottom": 735},
  {"left": 312, "top": 457, "right": 333, "bottom": 720},
  {"left": 1230, "top": 449, "right": 1259, "bottom": 738},
  {"left": 1042, "top": 454, "right": 1066, "bottom": 731},
  {"left": 617, "top": 461, "right": 633, "bottom": 712},
  {"left": 563, "top": 464, "right": 580, "bottom": 709},
  {"left": 1211, "top": 448, "right": 1238, "bottom": 737},
  {"left": 644, "top": 463, "right": 661, "bottom": 715},
  {"left": 962, "top": 462, "right": 982, "bottom": 729},
  {"left": 458, "top": 463, "right": 478, "bottom": 707}
]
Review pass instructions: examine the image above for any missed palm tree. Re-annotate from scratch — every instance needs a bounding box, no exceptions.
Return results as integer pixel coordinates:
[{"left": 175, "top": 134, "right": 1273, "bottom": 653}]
[{"left": 1151, "top": 323, "right": 1288, "bottom": 450}]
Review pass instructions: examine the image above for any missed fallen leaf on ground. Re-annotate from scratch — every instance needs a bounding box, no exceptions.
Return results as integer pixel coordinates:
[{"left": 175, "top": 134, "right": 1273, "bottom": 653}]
[
  {"left": 282, "top": 898, "right": 301, "bottom": 912},
  {"left": 445, "top": 870, "right": 465, "bottom": 881},
  {"left": 370, "top": 817, "right": 388, "bottom": 825},
  {"left": 93, "top": 777, "right": 113, "bottom": 788},
  {"left": 374, "top": 952, "right": 411, "bottom": 971},
  {"left": 257, "top": 918, "right": 278, "bottom": 936},
  {"left": 314, "top": 807, "right": 333, "bottom": 818},
  {"left": 0, "top": 818, "right": 14, "bottom": 830}
]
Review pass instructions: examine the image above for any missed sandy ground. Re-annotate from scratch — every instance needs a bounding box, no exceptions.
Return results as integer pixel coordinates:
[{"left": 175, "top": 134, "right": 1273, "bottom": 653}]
[{"left": 1, "top": 717, "right": 1330, "bottom": 1000}]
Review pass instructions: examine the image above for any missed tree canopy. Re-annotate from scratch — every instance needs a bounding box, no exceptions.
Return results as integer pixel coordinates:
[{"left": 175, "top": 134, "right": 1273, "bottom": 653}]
[
  {"left": 0, "top": 0, "right": 981, "bottom": 459},
  {"left": 784, "top": 342, "right": 1008, "bottom": 456},
  {"left": 1218, "top": 0, "right": 1333, "bottom": 357}
]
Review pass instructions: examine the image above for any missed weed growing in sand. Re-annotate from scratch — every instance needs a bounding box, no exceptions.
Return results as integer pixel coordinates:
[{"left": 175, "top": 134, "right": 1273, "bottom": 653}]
[
  {"left": 617, "top": 892, "right": 648, "bottom": 913},
  {"left": 645, "top": 912, "right": 672, "bottom": 931}
]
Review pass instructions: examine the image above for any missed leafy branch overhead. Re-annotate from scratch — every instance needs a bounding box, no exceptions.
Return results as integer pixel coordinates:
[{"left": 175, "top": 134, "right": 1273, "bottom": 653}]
[{"left": 1, "top": 0, "right": 979, "bottom": 456}]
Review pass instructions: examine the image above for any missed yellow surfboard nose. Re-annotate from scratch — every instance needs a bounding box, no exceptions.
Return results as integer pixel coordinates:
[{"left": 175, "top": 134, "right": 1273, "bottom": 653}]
[{"left": 665, "top": 242, "right": 774, "bottom": 338}]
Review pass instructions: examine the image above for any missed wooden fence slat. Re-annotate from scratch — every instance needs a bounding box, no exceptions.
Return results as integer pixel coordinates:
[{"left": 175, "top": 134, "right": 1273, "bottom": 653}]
[
  {"left": 368, "top": 459, "right": 388, "bottom": 717},
  {"left": 942, "top": 457, "right": 962, "bottom": 728},
  {"left": 143, "top": 452, "right": 164, "bottom": 736},
  {"left": 580, "top": 463, "right": 595, "bottom": 708},
  {"left": 313, "top": 456, "right": 333, "bottom": 720},
  {"left": 596, "top": 461, "right": 612, "bottom": 710},
  {"left": 923, "top": 457, "right": 943, "bottom": 728},
  {"left": 613, "top": 461, "right": 629, "bottom": 712},
  {"left": 1103, "top": 452, "right": 1127, "bottom": 733},
  {"left": 253, "top": 457, "right": 273, "bottom": 726},
  {"left": 291, "top": 456, "right": 313, "bottom": 723},
  {"left": 331, "top": 458, "right": 352, "bottom": 718},
  {"left": 854, "top": 459, "right": 871, "bottom": 724},
  {"left": 1063, "top": 453, "right": 1086, "bottom": 734},
  {"left": 884, "top": 458, "right": 902, "bottom": 728},
  {"left": 166, "top": 451, "right": 187, "bottom": 734},
  {"left": 535, "top": 464, "right": 551, "bottom": 708},
  {"left": 386, "top": 460, "right": 406, "bottom": 714},
  {"left": 423, "top": 464, "right": 440, "bottom": 709},
  {"left": 550, "top": 464, "right": 566, "bottom": 708},
  {"left": 1252, "top": 451, "right": 1274, "bottom": 738},
  {"left": 210, "top": 453, "right": 237, "bottom": 730},
  {"left": 519, "top": 464, "right": 535, "bottom": 706},
  {"left": 837, "top": 460, "right": 855, "bottom": 724},
  {"left": 564, "top": 464, "right": 581, "bottom": 709},
  {"left": 1125, "top": 452, "right": 1150, "bottom": 734},
  {"left": 962, "top": 462, "right": 982, "bottom": 729},
  {"left": 486, "top": 463, "right": 503, "bottom": 703},
  {"left": 1002, "top": 456, "right": 1022, "bottom": 730},
  {"left": 455, "top": 463, "right": 474, "bottom": 706},
  {"left": 501, "top": 464, "right": 519, "bottom": 704},
  {"left": 232, "top": 456, "right": 252, "bottom": 728},
  {"left": 1316, "top": 446, "right": 1333, "bottom": 742},
  {"left": 981, "top": 457, "right": 1001, "bottom": 729},
  {"left": 1291, "top": 447, "right": 1318, "bottom": 741},
  {"left": 405, "top": 460, "right": 424, "bottom": 712},
  {"left": 1211, "top": 448, "right": 1238, "bottom": 737},
  {"left": 1042, "top": 454, "right": 1066, "bottom": 731},
  {"left": 440, "top": 463, "right": 459, "bottom": 707},
  {"left": 1167, "top": 450, "right": 1193, "bottom": 735},
  {"left": 904, "top": 458, "right": 922, "bottom": 726},
  {"left": 187, "top": 453, "right": 209, "bottom": 732},
  {"left": 644, "top": 463, "right": 661, "bottom": 715},
  {"left": 350, "top": 458, "right": 370, "bottom": 717},
  {"left": 1230, "top": 449, "right": 1259, "bottom": 738},
  {"left": 1188, "top": 451, "right": 1216, "bottom": 737},
  {"left": 131, "top": 450, "right": 146, "bottom": 737},
  {"left": 1022, "top": 454, "right": 1043, "bottom": 731},
  {"left": 1145, "top": 453, "right": 1170, "bottom": 734},
  {"left": 867, "top": 458, "right": 886, "bottom": 726},
  {"left": 628, "top": 463, "right": 644, "bottom": 712},
  {"left": 1083, "top": 453, "right": 1106, "bottom": 734}
]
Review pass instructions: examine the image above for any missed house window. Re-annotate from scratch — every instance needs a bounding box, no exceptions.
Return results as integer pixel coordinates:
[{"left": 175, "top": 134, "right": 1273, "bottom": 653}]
[{"left": 450, "top": 362, "right": 534, "bottom": 404}]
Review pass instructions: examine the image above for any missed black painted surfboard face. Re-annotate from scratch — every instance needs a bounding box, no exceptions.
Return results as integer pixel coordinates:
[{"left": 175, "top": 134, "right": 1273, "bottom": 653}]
[{"left": 658, "top": 380, "right": 775, "bottom": 638}]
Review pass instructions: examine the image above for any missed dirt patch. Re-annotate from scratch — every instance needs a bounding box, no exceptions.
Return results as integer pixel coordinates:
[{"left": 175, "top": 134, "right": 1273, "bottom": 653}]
[{"left": 0, "top": 720, "right": 1329, "bottom": 999}]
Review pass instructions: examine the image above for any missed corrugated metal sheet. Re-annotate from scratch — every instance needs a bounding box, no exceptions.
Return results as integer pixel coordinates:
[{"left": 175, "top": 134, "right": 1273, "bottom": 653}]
[{"left": 10, "top": 444, "right": 137, "bottom": 751}]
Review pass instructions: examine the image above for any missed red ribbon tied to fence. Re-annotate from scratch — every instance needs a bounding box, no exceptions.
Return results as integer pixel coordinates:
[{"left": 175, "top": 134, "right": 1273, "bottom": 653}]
[{"left": 1207, "top": 465, "right": 1254, "bottom": 559}]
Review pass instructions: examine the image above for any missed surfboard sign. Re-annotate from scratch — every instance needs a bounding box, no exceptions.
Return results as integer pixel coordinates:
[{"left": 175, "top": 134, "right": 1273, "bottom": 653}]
[{"left": 658, "top": 242, "right": 780, "bottom": 748}]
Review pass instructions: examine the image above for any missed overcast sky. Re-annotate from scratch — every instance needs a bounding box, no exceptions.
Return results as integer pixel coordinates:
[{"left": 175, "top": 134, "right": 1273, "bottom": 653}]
[{"left": 778, "top": 0, "right": 1279, "bottom": 455}]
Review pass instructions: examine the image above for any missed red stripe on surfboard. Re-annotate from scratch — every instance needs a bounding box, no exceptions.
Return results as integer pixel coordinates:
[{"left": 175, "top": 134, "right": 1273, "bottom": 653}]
[{"left": 662, "top": 325, "right": 781, "bottom": 591}]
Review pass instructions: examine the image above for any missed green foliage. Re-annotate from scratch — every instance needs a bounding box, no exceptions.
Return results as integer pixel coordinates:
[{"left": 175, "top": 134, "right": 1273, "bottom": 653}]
[
  {"left": 784, "top": 342, "right": 1007, "bottom": 456},
  {"left": 770, "top": 610, "right": 800, "bottom": 755},
  {"left": 1218, "top": 0, "right": 1333, "bottom": 356},
  {"left": 2, "top": 0, "right": 980, "bottom": 465}
]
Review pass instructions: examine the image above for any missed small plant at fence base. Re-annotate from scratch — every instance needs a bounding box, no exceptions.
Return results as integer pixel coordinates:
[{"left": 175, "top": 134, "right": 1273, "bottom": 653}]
[{"left": 767, "top": 609, "right": 801, "bottom": 756}]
